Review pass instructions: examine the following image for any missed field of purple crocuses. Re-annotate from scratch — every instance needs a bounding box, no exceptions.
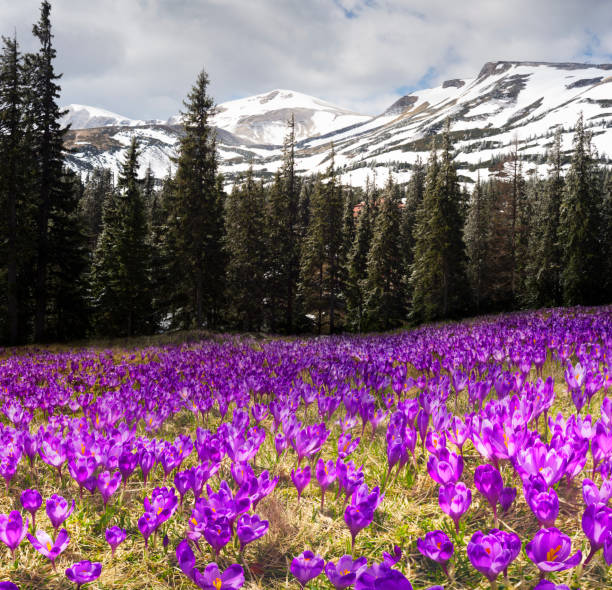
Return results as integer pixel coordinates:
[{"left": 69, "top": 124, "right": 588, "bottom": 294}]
[{"left": 0, "top": 306, "right": 611, "bottom": 589}]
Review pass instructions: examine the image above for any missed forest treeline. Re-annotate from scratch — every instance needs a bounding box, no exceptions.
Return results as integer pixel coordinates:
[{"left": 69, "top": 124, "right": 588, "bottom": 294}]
[{"left": 1, "top": 2, "right": 611, "bottom": 344}]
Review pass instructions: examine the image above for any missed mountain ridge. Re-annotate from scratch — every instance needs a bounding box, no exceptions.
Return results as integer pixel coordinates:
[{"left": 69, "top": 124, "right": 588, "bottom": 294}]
[{"left": 61, "top": 60, "right": 612, "bottom": 186}]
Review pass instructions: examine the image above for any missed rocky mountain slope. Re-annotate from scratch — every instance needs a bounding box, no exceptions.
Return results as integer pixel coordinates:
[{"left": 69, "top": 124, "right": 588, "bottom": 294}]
[{"left": 62, "top": 61, "right": 612, "bottom": 186}]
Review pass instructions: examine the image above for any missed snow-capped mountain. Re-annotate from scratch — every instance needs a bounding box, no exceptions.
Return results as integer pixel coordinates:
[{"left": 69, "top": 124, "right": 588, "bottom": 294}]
[
  {"left": 60, "top": 104, "right": 166, "bottom": 129},
  {"left": 62, "top": 61, "right": 612, "bottom": 186}
]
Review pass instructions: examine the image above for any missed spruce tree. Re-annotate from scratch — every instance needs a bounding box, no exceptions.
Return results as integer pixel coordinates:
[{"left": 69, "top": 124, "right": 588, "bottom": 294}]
[
  {"left": 0, "top": 35, "right": 27, "bottom": 344},
  {"left": 364, "top": 172, "right": 405, "bottom": 330},
  {"left": 79, "top": 167, "right": 114, "bottom": 252},
  {"left": 27, "top": 1, "right": 68, "bottom": 340},
  {"left": 464, "top": 174, "right": 491, "bottom": 313},
  {"left": 166, "top": 69, "right": 224, "bottom": 328},
  {"left": 346, "top": 182, "right": 374, "bottom": 332},
  {"left": 524, "top": 129, "right": 564, "bottom": 307},
  {"left": 558, "top": 113, "right": 600, "bottom": 305},
  {"left": 401, "top": 157, "right": 425, "bottom": 307},
  {"left": 225, "top": 168, "right": 266, "bottom": 331},
  {"left": 91, "top": 138, "right": 152, "bottom": 336},
  {"left": 265, "top": 115, "right": 300, "bottom": 332},
  {"left": 410, "top": 121, "right": 468, "bottom": 322},
  {"left": 599, "top": 169, "right": 612, "bottom": 302}
]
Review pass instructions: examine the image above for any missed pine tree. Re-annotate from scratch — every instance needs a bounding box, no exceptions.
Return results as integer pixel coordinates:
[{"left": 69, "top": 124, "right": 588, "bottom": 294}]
[
  {"left": 524, "top": 129, "right": 564, "bottom": 307},
  {"left": 410, "top": 121, "right": 468, "bottom": 322},
  {"left": 599, "top": 170, "right": 612, "bottom": 301},
  {"left": 79, "top": 167, "right": 114, "bottom": 252},
  {"left": 165, "top": 69, "right": 224, "bottom": 328},
  {"left": 346, "top": 181, "right": 374, "bottom": 332},
  {"left": 265, "top": 115, "right": 300, "bottom": 332},
  {"left": 91, "top": 138, "right": 152, "bottom": 336},
  {"left": 401, "top": 157, "right": 425, "bottom": 307},
  {"left": 225, "top": 168, "right": 266, "bottom": 331},
  {"left": 0, "top": 35, "right": 28, "bottom": 344},
  {"left": 464, "top": 174, "right": 491, "bottom": 313},
  {"left": 364, "top": 172, "right": 405, "bottom": 330},
  {"left": 558, "top": 113, "right": 600, "bottom": 306},
  {"left": 298, "top": 148, "right": 344, "bottom": 334},
  {"left": 27, "top": 1, "right": 68, "bottom": 340}
]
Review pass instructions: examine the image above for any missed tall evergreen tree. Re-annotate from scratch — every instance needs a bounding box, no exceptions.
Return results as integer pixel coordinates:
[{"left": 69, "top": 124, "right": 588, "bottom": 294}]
[
  {"left": 165, "top": 69, "right": 224, "bottom": 328},
  {"left": 225, "top": 168, "right": 266, "bottom": 331},
  {"left": 599, "top": 169, "right": 612, "bottom": 301},
  {"left": 265, "top": 115, "right": 300, "bottom": 332},
  {"left": 464, "top": 174, "right": 491, "bottom": 313},
  {"left": 0, "top": 35, "right": 28, "bottom": 344},
  {"left": 91, "top": 138, "right": 152, "bottom": 336},
  {"left": 401, "top": 157, "right": 425, "bottom": 307},
  {"left": 298, "top": 148, "right": 344, "bottom": 334},
  {"left": 346, "top": 181, "right": 374, "bottom": 332},
  {"left": 364, "top": 172, "right": 405, "bottom": 330},
  {"left": 27, "top": 1, "right": 68, "bottom": 340},
  {"left": 411, "top": 122, "right": 468, "bottom": 322},
  {"left": 524, "top": 129, "right": 564, "bottom": 307},
  {"left": 558, "top": 113, "right": 601, "bottom": 305}
]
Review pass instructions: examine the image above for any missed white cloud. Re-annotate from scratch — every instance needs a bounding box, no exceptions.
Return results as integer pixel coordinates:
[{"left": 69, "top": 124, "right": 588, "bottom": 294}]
[{"left": 1, "top": 0, "right": 610, "bottom": 119}]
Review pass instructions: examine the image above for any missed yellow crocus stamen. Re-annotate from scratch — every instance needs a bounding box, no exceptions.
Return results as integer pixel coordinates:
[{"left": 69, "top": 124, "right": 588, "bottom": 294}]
[
  {"left": 46, "top": 542, "right": 53, "bottom": 552},
  {"left": 213, "top": 577, "right": 222, "bottom": 590},
  {"left": 546, "top": 545, "right": 561, "bottom": 561}
]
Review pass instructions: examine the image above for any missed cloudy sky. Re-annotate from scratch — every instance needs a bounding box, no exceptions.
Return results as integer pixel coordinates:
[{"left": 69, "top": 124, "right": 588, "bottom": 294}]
[{"left": 2, "top": 0, "right": 611, "bottom": 120}]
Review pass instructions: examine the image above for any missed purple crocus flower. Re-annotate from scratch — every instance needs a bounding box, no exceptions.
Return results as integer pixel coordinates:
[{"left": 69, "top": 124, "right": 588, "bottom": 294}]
[
  {"left": 344, "top": 484, "right": 383, "bottom": 549},
  {"left": 138, "top": 511, "right": 157, "bottom": 548},
  {"left": 20, "top": 489, "right": 42, "bottom": 530},
  {"left": 291, "top": 550, "right": 324, "bottom": 588},
  {"left": 177, "top": 539, "right": 245, "bottom": 589},
  {"left": 97, "top": 470, "right": 122, "bottom": 508},
  {"left": 499, "top": 487, "right": 516, "bottom": 513},
  {"left": 325, "top": 555, "right": 368, "bottom": 589},
  {"left": 46, "top": 495, "right": 75, "bottom": 531},
  {"left": 27, "top": 528, "right": 70, "bottom": 570},
  {"left": 382, "top": 545, "right": 402, "bottom": 567},
  {"left": 439, "top": 482, "right": 471, "bottom": 532},
  {"left": 466, "top": 529, "right": 521, "bottom": 583},
  {"left": 65, "top": 560, "right": 102, "bottom": 589},
  {"left": 67, "top": 457, "right": 98, "bottom": 497},
  {"left": 427, "top": 449, "right": 463, "bottom": 486},
  {"left": 474, "top": 464, "right": 503, "bottom": 521},
  {"left": 582, "top": 477, "right": 612, "bottom": 506},
  {"left": 533, "top": 582, "right": 571, "bottom": 590},
  {"left": 291, "top": 465, "right": 311, "bottom": 503},
  {"left": 236, "top": 513, "right": 268, "bottom": 551},
  {"left": 105, "top": 526, "right": 127, "bottom": 556},
  {"left": 355, "top": 562, "right": 413, "bottom": 590},
  {"left": 315, "top": 458, "right": 337, "bottom": 509},
  {"left": 139, "top": 449, "right": 155, "bottom": 483},
  {"left": 338, "top": 432, "right": 360, "bottom": 459},
  {"left": 417, "top": 530, "right": 454, "bottom": 575},
  {"left": 582, "top": 503, "right": 612, "bottom": 563},
  {"left": 174, "top": 469, "right": 195, "bottom": 506},
  {"left": 0, "top": 511, "right": 28, "bottom": 558},
  {"left": 526, "top": 486, "right": 559, "bottom": 528},
  {"left": 525, "top": 527, "right": 582, "bottom": 572},
  {"left": 0, "top": 582, "right": 18, "bottom": 589},
  {"left": 204, "top": 517, "right": 232, "bottom": 556}
]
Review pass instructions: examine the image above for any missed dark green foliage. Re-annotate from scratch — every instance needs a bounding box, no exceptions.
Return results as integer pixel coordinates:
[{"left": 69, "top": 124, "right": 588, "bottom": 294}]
[
  {"left": 599, "top": 170, "right": 612, "bottom": 301},
  {"left": 346, "top": 182, "right": 374, "bottom": 332},
  {"left": 410, "top": 122, "right": 469, "bottom": 322},
  {"left": 464, "top": 175, "right": 491, "bottom": 313},
  {"left": 0, "top": 35, "right": 29, "bottom": 344},
  {"left": 164, "top": 69, "right": 225, "bottom": 329},
  {"left": 364, "top": 173, "right": 405, "bottom": 330},
  {"left": 27, "top": 0, "right": 69, "bottom": 340},
  {"left": 558, "top": 113, "right": 601, "bottom": 306},
  {"left": 225, "top": 168, "right": 266, "bottom": 331},
  {"left": 91, "top": 138, "right": 152, "bottom": 337},
  {"left": 80, "top": 168, "right": 114, "bottom": 252},
  {"left": 298, "top": 148, "right": 345, "bottom": 334},
  {"left": 523, "top": 129, "right": 564, "bottom": 307},
  {"left": 264, "top": 116, "right": 301, "bottom": 333}
]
